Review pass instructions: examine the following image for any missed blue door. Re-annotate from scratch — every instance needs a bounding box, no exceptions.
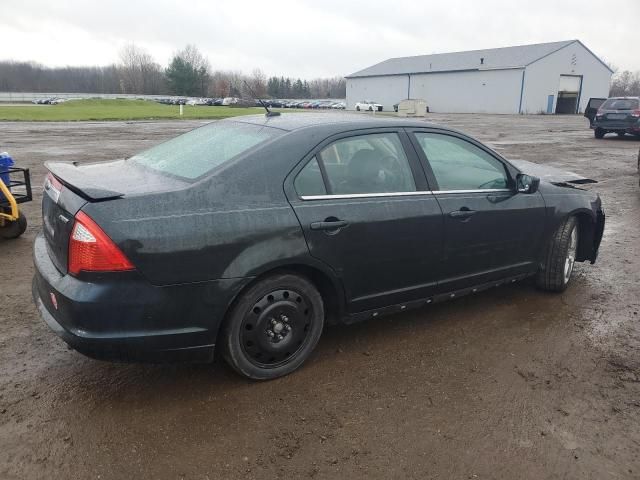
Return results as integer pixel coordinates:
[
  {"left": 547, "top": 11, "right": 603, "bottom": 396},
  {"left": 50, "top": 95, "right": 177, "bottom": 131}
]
[{"left": 547, "top": 95, "right": 554, "bottom": 114}]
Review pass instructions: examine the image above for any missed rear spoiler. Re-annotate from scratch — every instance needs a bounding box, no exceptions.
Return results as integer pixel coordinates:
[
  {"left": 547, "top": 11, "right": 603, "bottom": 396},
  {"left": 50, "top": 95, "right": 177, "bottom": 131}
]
[
  {"left": 510, "top": 159, "right": 597, "bottom": 185},
  {"left": 45, "top": 161, "right": 124, "bottom": 201}
]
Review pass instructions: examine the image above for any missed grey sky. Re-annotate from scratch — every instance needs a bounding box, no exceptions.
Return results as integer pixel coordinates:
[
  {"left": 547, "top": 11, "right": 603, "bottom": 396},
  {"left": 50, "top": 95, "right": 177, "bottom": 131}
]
[{"left": 2, "top": 0, "right": 638, "bottom": 77}]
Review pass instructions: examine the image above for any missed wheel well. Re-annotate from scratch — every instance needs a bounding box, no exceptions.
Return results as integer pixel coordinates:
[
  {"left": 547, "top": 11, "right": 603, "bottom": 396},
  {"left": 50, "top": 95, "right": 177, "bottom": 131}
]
[
  {"left": 574, "top": 212, "right": 595, "bottom": 262},
  {"left": 219, "top": 265, "right": 343, "bottom": 342}
]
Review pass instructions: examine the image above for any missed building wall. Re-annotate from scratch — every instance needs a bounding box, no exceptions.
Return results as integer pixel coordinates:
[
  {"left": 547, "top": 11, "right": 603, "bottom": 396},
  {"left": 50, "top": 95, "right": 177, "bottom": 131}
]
[
  {"left": 520, "top": 42, "right": 612, "bottom": 114},
  {"left": 346, "top": 75, "right": 409, "bottom": 111},
  {"left": 409, "top": 69, "right": 523, "bottom": 114},
  {"left": 347, "top": 69, "right": 523, "bottom": 114}
]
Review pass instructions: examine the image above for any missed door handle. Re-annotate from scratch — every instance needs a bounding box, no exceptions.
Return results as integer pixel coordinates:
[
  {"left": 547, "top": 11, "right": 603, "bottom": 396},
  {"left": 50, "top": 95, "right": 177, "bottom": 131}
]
[
  {"left": 449, "top": 209, "right": 476, "bottom": 219},
  {"left": 310, "top": 219, "right": 349, "bottom": 231}
]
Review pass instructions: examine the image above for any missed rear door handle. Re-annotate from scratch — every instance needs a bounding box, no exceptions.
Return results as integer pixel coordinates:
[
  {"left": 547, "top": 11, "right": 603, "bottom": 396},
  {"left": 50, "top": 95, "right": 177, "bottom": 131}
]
[
  {"left": 449, "top": 209, "right": 476, "bottom": 219},
  {"left": 310, "top": 219, "right": 349, "bottom": 231}
]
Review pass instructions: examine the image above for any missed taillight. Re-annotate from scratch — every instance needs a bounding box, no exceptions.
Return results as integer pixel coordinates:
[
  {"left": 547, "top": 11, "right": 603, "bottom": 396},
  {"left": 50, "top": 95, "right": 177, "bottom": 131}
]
[
  {"left": 44, "top": 172, "right": 63, "bottom": 202},
  {"left": 68, "top": 211, "right": 134, "bottom": 275},
  {"left": 631, "top": 109, "right": 640, "bottom": 118}
]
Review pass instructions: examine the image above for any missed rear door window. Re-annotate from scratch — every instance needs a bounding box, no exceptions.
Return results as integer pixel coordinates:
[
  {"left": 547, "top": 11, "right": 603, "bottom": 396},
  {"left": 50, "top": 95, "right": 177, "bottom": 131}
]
[
  {"left": 294, "top": 157, "right": 326, "bottom": 196},
  {"left": 316, "top": 133, "right": 416, "bottom": 195},
  {"left": 130, "top": 121, "right": 283, "bottom": 180}
]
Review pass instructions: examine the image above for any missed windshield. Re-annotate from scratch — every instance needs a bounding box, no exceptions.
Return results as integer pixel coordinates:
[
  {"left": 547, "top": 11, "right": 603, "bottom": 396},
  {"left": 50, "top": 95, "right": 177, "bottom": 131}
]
[
  {"left": 130, "top": 121, "right": 283, "bottom": 180},
  {"left": 601, "top": 98, "right": 639, "bottom": 110}
]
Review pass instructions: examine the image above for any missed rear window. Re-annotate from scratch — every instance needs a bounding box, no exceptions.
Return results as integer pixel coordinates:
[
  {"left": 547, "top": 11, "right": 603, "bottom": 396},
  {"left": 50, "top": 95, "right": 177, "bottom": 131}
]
[
  {"left": 130, "top": 122, "right": 282, "bottom": 180},
  {"left": 601, "top": 98, "right": 639, "bottom": 110}
]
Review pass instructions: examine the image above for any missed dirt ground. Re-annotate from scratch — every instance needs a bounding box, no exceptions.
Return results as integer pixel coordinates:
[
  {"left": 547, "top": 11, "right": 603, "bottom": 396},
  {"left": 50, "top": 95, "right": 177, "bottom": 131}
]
[{"left": 1, "top": 114, "right": 639, "bottom": 480}]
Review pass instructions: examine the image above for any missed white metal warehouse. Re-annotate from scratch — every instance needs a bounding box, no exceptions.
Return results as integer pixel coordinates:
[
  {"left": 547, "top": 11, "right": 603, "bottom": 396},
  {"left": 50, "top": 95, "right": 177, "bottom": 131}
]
[{"left": 346, "top": 40, "right": 612, "bottom": 114}]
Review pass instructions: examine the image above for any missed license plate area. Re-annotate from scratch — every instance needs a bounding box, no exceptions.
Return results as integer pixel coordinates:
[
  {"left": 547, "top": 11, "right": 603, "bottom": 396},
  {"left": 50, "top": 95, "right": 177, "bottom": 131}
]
[{"left": 607, "top": 113, "right": 627, "bottom": 120}]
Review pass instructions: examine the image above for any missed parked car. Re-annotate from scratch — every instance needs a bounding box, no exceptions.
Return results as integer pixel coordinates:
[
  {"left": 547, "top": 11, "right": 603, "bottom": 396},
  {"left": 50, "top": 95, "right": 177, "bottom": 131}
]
[
  {"left": 584, "top": 97, "right": 606, "bottom": 126},
  {"left": 331, "top": 102, "right": 346, "bottom": 110},
  {"left": 222, "top": 97, "right": 239, "bottom": 106},
  {"left": 591, "top": 97, "right": 640, "bottom": 138},
  {"left": 355, "top": 100, "right": 383, "bottom": 112},
  {"left": 33, "top": 114, "right": 604, "bottom": 380}
]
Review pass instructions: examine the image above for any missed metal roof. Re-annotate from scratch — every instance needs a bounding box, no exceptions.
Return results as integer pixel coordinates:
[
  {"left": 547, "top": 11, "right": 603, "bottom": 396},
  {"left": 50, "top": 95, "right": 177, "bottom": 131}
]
[{"left": 346, "top": 40, "right": 610, "bottom": 78}]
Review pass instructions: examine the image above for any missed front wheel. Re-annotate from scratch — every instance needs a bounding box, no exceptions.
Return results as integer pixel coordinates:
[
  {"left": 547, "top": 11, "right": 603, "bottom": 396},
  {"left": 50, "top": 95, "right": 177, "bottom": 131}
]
[
  {"left": 594, "top": 128, "right": 605, "bottom": 139},
  {"left": 617, "top": 132, "right": 626, "bottom": 138},
  {"left": 536, "top": 216, "right": 579, "bottom": 292},
  {"left": 221, "top": 273, "right": 324, "bottom": 380},
  {"left": 356, "top": 106, "right": 360, "bottom": 111}
]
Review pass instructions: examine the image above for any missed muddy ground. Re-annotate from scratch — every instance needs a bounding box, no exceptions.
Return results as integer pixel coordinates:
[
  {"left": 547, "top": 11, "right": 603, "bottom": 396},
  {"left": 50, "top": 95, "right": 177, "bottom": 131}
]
[{"left": 1, "top": 114, "right": 639, "bottom": 479}]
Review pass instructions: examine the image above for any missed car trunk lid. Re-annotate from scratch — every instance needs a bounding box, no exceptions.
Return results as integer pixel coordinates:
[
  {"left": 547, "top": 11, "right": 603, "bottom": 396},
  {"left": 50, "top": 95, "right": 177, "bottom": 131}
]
[{"left": 43, "top": 160, "right": 189, "bottom": 274}]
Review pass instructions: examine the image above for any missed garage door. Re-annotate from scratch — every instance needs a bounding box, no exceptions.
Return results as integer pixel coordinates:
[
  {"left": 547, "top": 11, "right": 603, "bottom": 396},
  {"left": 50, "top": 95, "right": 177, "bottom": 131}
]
[{"left": 558, "top": 75, "right": 582, "bottom": 92}]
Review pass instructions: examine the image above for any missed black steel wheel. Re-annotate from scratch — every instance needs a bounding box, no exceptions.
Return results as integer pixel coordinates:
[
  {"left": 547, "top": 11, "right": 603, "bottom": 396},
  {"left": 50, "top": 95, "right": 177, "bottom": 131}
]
[
  {"left": 221, "top": 273, "right": 324, "bottom": 380},
  {"left": 594, "top": 128, "right": 605, "bottom": 139}
]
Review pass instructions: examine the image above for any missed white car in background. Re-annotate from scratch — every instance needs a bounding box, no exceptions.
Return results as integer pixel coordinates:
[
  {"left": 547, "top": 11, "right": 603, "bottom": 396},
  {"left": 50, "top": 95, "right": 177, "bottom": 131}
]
[
  {"left": 222, "top": 97, "right": 240, "bottom": 106},
  {"left": 355, "top": 100, "right": 383, "bottom": 112}
]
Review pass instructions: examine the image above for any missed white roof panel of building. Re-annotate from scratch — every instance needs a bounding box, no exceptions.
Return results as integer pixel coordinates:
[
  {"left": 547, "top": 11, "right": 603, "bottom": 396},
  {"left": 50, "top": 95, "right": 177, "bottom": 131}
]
[{"left": 347, "top": 40, "right": 579, "bottom": 78}]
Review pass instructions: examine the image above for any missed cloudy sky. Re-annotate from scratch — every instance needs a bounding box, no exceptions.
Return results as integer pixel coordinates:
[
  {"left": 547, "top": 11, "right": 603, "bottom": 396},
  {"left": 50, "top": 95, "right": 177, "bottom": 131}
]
[{"left": 2, "top": 0, "right": 638, "bottom": 77}]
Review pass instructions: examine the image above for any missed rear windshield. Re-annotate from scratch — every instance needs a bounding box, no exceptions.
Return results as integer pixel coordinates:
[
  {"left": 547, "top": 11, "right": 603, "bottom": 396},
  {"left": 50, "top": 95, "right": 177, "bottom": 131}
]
[
  {"left": 130, "top": 121, "right": 282, "bottom": 180},
  {"left": 601, "top": 98, "right": 639, "bottom": 110}
]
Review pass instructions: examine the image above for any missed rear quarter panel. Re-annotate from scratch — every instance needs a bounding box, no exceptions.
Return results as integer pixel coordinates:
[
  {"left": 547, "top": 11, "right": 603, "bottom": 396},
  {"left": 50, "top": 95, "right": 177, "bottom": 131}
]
[{"left": 81, "top": 130, "right": 335, "bottom": 286}]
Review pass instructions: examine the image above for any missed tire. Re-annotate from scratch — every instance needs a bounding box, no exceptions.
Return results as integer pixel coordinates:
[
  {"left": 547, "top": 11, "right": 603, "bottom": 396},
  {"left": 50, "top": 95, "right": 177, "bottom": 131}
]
[
  {"left": 368, "top": 106, "right": 373, "bottom": 111},
  {"left": 0, "top": 211, "right": 27, "bottom": 239},
  {"left": 356, "top": 106, "right": 360, "bottom": 111},
  {"left": 221, "top": 273, "right": 324, "bottom": 380},
  {"left": 594, "top": 128, "right": 605, "bottom": 139},
  {"left": 617, "top": 132, "right": 626, "bottom": 138},
  {"left": 536, "top": 216, "right": 579, "bottom": 292}
]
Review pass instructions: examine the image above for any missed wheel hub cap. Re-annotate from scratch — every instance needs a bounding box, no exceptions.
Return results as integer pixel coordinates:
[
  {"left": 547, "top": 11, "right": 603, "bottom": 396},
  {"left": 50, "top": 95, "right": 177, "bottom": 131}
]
[
  {"left": 240, "top": 289, "right": 312, "bottom": 367},
  {"left": 564, "top": 227, "right": 578, "bottom": 283}
]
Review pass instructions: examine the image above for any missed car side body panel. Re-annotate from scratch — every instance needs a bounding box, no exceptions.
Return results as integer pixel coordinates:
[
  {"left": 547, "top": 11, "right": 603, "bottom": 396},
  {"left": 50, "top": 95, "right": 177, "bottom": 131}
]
[{"left": 32, "top": 114, "right": 605, "bottom": 364}]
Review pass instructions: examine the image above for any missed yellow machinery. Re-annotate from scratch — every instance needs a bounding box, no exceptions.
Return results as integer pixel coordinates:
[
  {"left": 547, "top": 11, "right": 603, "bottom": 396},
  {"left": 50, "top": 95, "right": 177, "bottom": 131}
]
[{"left": 0, "top": 165, "right": 32, "bottom": 239}]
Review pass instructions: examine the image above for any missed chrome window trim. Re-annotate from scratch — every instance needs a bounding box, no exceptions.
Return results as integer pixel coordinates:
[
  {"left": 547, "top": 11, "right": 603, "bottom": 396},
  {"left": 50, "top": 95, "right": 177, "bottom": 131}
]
[
  {"left": 432, "top": 188, "right": 513, "bottom": 194},
  {"left": 299, "top": 188, "right": 514, "bottom": 201},
  {"left": 299, "top": 191, "right": 433, "bottom": 201}
]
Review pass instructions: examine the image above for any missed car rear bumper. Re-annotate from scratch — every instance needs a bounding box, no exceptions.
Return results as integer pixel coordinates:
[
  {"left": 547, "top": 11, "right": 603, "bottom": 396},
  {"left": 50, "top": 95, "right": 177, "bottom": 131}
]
[
  {"left": 592, "top": 120, "right": 640, "bottom": 133},
  {"left": 32, "top": 233, "right": 251, "bottom": 363}
]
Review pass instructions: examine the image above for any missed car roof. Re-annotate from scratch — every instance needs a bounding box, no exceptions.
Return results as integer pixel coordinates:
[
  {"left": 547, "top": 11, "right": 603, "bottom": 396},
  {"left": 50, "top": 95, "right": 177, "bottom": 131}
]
[{"left": 228, "top": 112, "right": 438, "bottom": 132}]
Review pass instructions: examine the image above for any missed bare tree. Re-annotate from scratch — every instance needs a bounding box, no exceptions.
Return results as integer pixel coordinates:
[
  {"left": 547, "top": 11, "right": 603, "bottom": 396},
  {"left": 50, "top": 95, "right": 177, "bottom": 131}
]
[
  {"left": 609, "top": 70, "right": 640, "bottom": 97},
  {"left": 248, "top": 68, "right": 267, "bottom": 98},
  {"left": 118, "top": 44, "right": 163, "bottom": 94}
]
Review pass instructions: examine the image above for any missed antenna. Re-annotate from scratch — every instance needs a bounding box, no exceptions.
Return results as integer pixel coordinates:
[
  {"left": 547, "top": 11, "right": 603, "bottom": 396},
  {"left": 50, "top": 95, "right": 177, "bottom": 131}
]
[{"left": 243, "top": 81, "right": 280, "bottom": 117}]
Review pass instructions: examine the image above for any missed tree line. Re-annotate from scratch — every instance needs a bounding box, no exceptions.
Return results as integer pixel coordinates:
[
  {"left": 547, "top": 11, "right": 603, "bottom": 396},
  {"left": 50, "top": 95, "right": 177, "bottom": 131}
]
[
  {"left": 608, "top": 70, "right": 640, "bottom": 97},
  {"left": 0, "top": 44, "right": 347, "bottom": 99}
]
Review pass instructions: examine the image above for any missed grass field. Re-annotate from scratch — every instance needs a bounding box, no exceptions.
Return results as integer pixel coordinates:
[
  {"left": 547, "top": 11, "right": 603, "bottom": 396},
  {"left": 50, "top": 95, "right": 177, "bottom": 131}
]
[{"left": 0, "top": 99, "right": 290, "bottom": 121}]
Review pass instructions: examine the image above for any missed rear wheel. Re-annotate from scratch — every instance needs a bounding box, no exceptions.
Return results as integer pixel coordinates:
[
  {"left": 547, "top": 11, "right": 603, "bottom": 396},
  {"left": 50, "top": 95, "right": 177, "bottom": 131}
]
[
  {"left": 221, "top": 273, "right": 324, "bottom": 380},
  {"left": 0, "top": 211, "right": 27, "bottom": 239},
  {"left": 594, "top": 128, "right": 605, "bottom": 139},
  {"left": 356, "top": 106, "right": 360, "bottom": 111},
  {"left": 617, "top": 132, "right": 626, "bottom": 138},
  {"left": 536, "top": 216, "right": 578, "bottom": 292}
]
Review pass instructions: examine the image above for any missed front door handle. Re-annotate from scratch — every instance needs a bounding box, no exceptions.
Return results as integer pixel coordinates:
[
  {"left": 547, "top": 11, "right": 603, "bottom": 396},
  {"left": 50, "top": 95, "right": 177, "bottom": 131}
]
[
  {"left": 449, "top": 209, "right": 476, "bottom": 219},
  {"left": 310, "top": 219, "right": 349, "bottom": 231}
]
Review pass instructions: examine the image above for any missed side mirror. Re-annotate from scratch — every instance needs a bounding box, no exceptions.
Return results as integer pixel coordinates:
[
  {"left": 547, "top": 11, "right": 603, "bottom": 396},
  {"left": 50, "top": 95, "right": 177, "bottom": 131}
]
[{"left": 516, "top": 173, "right": 540, "bottom": 194}]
